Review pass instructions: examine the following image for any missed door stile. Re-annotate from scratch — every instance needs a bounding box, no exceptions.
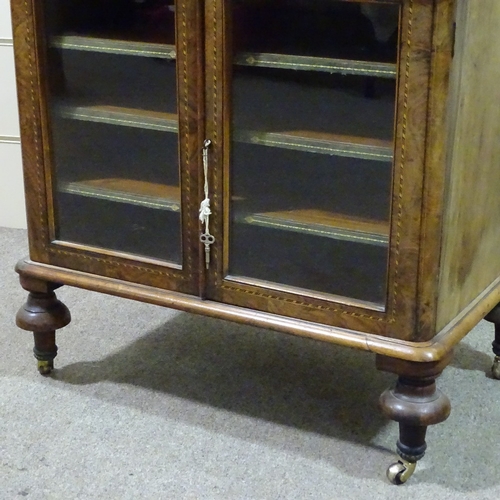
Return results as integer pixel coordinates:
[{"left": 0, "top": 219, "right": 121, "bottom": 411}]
[
  {"left": 202, "top": 0, "right": 229, "bottom": 299},
  {"left": 11, "top": 0, "right": 52, "bottom": 263},
  {"left": 176, "top": 0, "right": 206, "bottom": 295},
  {"left": 384, "top": 0, "right": 436, "bottom": 340}
]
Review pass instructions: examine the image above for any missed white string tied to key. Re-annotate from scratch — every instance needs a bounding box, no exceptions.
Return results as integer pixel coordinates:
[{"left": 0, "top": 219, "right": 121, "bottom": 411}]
[
  {"left": 199, "top": 139, "right": 214, "bottom": 269},
  {"left": 199, "top": 197, "right": 211, "bottom": 226},
  {"left": 199, "top": 139, "right": 212, "bottom": 227}
]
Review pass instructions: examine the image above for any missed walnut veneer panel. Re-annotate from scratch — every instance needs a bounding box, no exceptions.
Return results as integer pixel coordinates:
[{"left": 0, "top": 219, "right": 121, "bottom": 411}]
[{"left": 436, "top": 0, "right": 500, "bottom": 331}]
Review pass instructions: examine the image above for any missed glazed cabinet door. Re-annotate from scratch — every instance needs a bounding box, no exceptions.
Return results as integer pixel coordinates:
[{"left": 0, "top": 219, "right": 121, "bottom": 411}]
[
  {"left": 205, "top": 0, "right": 436, "bottom": 337},
  {"left": 13, "top": 0, "right": 204, "bottom": 293},
  {"left": 14, "top": 0, "right": 438, "bottom": 335}
]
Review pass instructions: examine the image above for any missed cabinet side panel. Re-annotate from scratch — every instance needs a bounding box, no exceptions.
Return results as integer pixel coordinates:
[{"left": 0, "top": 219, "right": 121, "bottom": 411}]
[
  {"left": 415, "top": 0, "right": 455, "bottom": 341},
  {"left": 437, "top": 0, "right": 500, "bottom": 331},
  {"left": 10, "top": 0, "right": 51, "bottom": 261}
]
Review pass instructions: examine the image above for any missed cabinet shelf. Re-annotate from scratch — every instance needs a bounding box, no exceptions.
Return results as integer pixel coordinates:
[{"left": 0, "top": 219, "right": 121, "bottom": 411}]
[
  {"left": 57, "top": 105, "right": 392, "bottom": 161},
  {"left": 59, "top": 178, "right": 388, "bottom": 246},
  {"left": 242, "top": 209, "right": 389, "bottom": 247},
  {"left": 234, "top": 130, "right": 393, "bottom": 161},
  {"left": 56, "top": 105, "right": 178, "bottom": 133},
  {"left": 52, "top": 35, "right": 176, "bottom": 59},
  {"left": 235, "top": 52, "right": 397, "bottom": 79},
  {"left": 59, "top": 178, "right": 181, "bottom": 211},
  {"left": 53, "top": 35, "right": 396, "bottom": 78}
]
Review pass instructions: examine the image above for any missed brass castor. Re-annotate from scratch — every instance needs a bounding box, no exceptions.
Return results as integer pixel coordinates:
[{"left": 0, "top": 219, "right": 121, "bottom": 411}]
[
  {"left": 387, "top": 457, "right": 417, "bottom": 485},
  {"left": 492, "top": 356, "right": 500, "bottom": 380},
  {"left": 37, "top": 359, "right": 54, "bottom": 376}
]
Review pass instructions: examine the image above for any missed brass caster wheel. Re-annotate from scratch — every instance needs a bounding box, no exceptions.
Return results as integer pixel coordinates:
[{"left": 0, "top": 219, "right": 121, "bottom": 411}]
[
  {"left": 387, "top": 458, "right": 417, "bottom": 485},
  {"left": 37, "top": 360, "right": 54, "bottom": 376},
  {"left": 492, "top": 357, "right": 500, "bottom": 380}
]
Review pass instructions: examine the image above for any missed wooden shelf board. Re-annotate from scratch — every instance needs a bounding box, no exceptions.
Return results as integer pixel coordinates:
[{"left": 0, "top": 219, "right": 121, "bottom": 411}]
[
  {"left": 59, "top": 179, "right": 181, "bottom": 211},
  {"left": 59, "top": 178, "right": 245, "bottom": 210},
  {"left": 243, "top": 209, "right": 389, "bottom": 246},
  {"left": 236, "top": 52, "right": 397, "bottom": 78},
  {"left": 235, "top": 129, "right": 393, "bottom": 161},
  {"left": 57, "top": 105, "right": 178, "bottom": 133},
  {"left": 52, "top": 35, "right": 176, "bottom": 59}
]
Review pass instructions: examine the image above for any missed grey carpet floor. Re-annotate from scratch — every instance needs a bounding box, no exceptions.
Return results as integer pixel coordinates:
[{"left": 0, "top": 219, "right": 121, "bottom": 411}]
[{"left": 1, "top": 227, "right": 499, "bottom": 500}]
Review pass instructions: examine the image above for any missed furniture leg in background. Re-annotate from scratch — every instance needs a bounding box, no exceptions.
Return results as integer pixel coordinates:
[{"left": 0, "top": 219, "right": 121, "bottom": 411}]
[{"left": 485, "top": 304, "right": 500, "bottom": 379}]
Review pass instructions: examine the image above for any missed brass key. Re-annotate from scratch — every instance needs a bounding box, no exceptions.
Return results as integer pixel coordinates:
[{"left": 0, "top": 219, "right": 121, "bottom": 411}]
[{"left": 200, "top": 232, "right": 215, "bottom": 269}]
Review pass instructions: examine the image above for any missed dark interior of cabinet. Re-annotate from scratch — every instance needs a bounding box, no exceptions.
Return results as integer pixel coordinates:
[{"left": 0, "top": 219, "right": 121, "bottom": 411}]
[
  {"left": 57, "top": 193, "right": 182, "bottom": 262},
  {"left": 45, "top": 0, "right": 176, "bottom": 41},
  {"left": 50, "top": 119, "right": 182, "bottom": 263},
  {"left": 51, "top": 119, "right": 179, "bottom": 185},
  {"left": 229, "top": 224, "right": 389, "bottom": 304},
  {"left": 53, "top": 51, "right": 177, "bottom": 112},
  {"left": 228, "top": 142, "right": 392, "bottom": 304},
  {"left": 233, "top": 69, "right": 396, "bottom": 141},
  {"left": 230, "top": 143, "right": 392, "bottom": 220},
  {"left": 233, "top": 0, "right": 398, "bottom": 62},
  {"left": 227, "top": 1, "right": 398, "bottom": 304}
]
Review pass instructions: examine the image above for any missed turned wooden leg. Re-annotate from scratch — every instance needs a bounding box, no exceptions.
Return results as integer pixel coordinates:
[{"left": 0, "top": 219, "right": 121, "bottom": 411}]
[
  {"left": 16, "top": 276, "right": 71, "bottom": 375},
  {"left": 377, "top": 354, "right": 452, "bottom": 484},
  {"left": 484, "top": 304, "right": 500, "bottom": 379}
]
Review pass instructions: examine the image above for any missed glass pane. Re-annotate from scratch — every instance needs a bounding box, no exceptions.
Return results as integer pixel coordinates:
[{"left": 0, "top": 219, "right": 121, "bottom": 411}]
[
  {"left": 229, "top": 1, "right": 399, "bottom": 305},
  {"left": 44, "top": 0, "right": 181, "bottom": 263}
]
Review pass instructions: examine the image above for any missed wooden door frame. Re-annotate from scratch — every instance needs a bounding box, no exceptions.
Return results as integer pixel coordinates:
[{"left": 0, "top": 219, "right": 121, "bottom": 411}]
[
  {"left": 11, "top": 0, "right": 205, "bottom": 294},
  {"left": 204, "top": 0, "right": 443, "bottom": 340}
]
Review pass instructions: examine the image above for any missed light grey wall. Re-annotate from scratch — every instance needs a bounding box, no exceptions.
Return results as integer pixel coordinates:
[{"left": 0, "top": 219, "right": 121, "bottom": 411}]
[{"left": 0, "top": 0, "right": 26, "bottom": 229}]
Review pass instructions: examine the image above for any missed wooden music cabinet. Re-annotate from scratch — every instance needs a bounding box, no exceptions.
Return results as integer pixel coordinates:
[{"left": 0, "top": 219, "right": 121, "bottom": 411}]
[{"left": 11, "top": 0, "right": 500, "bottom": 484}]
